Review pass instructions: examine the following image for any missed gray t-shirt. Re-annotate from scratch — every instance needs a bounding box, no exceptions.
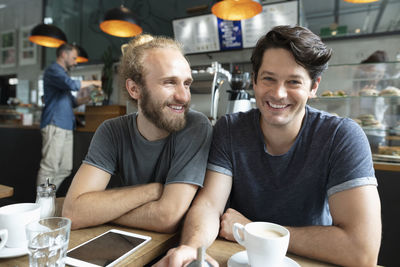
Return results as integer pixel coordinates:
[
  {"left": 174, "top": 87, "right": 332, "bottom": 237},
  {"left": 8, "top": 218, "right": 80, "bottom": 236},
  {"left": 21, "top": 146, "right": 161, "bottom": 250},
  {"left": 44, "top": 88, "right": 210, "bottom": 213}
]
[
  {"left": 84, "top": 109, "right": 213, "bottom": 187},
  {"left": 207, "top": 106, "right": 377, "bottom": 226}
]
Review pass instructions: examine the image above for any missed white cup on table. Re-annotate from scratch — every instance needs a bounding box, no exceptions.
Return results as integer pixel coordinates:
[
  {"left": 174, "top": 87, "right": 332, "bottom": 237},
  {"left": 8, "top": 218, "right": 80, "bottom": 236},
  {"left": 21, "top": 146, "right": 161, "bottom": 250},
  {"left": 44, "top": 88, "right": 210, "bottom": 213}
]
[
  {"left": 233, "top": 221, "right": 290, "bottom": 267},
  {"left": 0, "top": 203, "right": 41, "bottom": 249}
]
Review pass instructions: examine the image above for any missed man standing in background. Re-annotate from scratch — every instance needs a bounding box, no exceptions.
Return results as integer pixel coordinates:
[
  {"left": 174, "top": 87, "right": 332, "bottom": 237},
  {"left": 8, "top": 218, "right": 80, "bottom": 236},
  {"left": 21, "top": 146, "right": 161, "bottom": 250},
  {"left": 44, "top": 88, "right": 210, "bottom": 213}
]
[{"left": 37, "top": 43, "right": 101, "bottom": 190}]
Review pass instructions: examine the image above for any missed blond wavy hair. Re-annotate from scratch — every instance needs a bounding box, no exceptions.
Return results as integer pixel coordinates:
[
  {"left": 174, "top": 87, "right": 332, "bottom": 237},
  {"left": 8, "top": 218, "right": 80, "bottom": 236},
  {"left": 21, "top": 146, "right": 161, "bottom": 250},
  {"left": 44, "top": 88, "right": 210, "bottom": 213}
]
[{"left": 118, "top": 34, "right": 184, "bottom": 104}]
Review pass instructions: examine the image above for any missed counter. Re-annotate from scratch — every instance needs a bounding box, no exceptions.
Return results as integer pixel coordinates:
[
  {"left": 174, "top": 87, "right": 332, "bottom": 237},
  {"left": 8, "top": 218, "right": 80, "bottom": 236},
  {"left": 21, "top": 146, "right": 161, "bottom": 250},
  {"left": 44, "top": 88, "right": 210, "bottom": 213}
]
[{"left": 76, "top": 105, "right": 126, "bottom": 132}]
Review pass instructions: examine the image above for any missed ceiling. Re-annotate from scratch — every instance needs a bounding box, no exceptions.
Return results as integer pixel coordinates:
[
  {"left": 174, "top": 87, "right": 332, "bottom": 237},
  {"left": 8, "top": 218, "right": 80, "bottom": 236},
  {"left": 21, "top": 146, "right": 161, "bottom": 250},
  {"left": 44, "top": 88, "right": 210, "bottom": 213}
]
[{"left": 40, "top": 0, "right": 400, "bottom": 64}]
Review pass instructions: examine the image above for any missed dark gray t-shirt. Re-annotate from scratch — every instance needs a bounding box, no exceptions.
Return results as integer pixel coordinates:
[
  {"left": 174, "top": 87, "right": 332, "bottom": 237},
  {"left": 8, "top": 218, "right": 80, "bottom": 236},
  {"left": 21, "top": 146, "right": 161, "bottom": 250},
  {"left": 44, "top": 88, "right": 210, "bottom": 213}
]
[
  {"left": 84, "top": 109, "right": 213, "bottom": 187},
  {"left": 208, "top": 106, "right": 377, "bottom": 226}
]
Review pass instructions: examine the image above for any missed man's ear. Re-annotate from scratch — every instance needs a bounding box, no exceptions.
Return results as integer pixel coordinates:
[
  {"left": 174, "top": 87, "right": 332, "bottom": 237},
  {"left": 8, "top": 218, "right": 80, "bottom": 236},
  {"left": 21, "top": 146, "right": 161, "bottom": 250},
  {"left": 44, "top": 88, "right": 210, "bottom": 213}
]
[
  {"left": 126, "top": 79, "right": 141, "bottom": 100},
  {"left": 309, "top": 77, "right": 321, "bottom": 98},
  {"left": 60, "top": 50, "right": 68, "bottom": 60}
]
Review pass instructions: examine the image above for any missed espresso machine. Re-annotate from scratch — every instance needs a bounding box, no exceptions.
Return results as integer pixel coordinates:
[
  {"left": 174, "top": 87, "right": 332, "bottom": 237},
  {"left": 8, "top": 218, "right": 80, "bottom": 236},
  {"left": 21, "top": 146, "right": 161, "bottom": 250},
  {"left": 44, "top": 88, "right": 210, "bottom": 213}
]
[
  {"left": 226, "top": 66, "right": 252, "bottom": 114},
  {"left": 190, "top": 62, "right": 231, "bottom": 124}
]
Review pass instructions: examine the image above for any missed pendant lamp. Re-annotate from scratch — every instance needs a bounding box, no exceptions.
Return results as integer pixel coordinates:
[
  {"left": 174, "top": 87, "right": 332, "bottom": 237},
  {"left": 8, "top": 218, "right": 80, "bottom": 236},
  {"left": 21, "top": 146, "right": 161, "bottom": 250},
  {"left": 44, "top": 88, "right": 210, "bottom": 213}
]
[
  {"left": 75, "top": 45, "right": 89, "bottom": 63},
  {"left": 29, "top": 24, "right": 67, "bottom": 48},
  {"left": 343, "top": 0, "right": 379, "bottom": 3},
  {"left": 100, "top": 5, "right": 142, "bottom": 37},
  {"left": 212, "top": 0, "right": 262, "bottom": 21}
]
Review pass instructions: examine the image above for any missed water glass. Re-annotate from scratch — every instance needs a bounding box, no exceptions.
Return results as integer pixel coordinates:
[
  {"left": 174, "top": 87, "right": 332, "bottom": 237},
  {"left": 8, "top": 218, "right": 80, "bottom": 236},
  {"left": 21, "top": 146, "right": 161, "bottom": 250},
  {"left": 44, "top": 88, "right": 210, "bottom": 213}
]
[{"left": 25, "top": 217, "right": 71, "bottom": 267}]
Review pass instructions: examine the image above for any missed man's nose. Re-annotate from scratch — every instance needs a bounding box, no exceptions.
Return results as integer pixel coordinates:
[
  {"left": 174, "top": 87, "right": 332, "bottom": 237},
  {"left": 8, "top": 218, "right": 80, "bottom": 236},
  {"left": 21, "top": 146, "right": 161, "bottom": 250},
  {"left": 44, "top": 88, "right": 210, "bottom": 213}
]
[
  {"left": 174, "top": 84, "right": 190, "bottom": 103},
  {"left": 270, "top": 83, "right": 287, "bottom": 99}
]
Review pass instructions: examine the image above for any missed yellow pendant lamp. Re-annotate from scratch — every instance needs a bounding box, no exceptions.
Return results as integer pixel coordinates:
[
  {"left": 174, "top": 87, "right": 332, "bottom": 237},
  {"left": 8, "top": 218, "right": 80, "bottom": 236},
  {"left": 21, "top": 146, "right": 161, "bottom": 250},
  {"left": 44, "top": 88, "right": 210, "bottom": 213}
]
[
  {"left": 343, "top": 0, "right": 379, "bottom": 3},
  {"left": 100, "top": 5, "right": 142, "bottom": 37},
  {"left": 29, "top": 24, "right": 67, "bottom": 48},
  {"left": 212, "top": 0, "right": 263, "bottom": 21}
]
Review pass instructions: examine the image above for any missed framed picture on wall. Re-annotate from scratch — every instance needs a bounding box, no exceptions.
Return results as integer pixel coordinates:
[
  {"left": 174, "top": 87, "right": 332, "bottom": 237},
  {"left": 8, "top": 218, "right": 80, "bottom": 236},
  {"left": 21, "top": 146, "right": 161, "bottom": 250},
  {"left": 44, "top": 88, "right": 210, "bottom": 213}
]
[
  {"left": 0, "top": 30, "right": 17, "bottom": 67},
  {"left": 19, "top": 26, "right": 37, "bottom": 66}
]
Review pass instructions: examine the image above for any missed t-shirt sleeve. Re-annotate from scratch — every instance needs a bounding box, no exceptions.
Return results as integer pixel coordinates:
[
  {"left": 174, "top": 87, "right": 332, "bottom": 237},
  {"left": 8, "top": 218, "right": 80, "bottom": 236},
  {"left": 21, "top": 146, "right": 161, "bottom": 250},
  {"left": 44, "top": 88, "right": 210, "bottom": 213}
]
[
  {"left": 83, "top": 120, "right": 118, "bottom": 175},
  {"left": 165, "top": 114, "right": 213, "bottom": 186},
  {"left": 207, "top": 116, "right": 233, "bottom": 176},
  {"left": 326, "top": 118, "right": 377, "bottom": 196}
]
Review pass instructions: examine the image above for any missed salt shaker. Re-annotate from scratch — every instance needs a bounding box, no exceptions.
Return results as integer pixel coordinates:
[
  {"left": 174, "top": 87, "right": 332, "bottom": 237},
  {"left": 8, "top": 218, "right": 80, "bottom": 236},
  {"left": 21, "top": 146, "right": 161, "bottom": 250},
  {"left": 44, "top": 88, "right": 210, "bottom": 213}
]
[
  {"left": 187, "top": 247, "right": 212, "bottom": 267},
  {"left": 35, "top": 178, "right": 56, "bottom": 218}
]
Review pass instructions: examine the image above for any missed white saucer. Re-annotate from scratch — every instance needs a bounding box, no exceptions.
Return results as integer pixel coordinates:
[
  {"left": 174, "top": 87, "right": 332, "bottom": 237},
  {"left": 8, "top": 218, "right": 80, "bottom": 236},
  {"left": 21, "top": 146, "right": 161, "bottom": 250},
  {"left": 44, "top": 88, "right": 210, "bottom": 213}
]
[
  {"left": 228, "top": 251, "right": 300, "bottom": 267},
  {"left": 0, "top": 246, "right": 29, "bottom": 258}
]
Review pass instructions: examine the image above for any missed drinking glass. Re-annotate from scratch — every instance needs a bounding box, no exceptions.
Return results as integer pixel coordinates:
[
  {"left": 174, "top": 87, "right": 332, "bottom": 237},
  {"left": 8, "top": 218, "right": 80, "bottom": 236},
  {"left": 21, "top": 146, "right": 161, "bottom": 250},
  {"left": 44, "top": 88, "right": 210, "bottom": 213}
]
[{"left": 25, "top": 217, "right": 71, "bottom": 267}]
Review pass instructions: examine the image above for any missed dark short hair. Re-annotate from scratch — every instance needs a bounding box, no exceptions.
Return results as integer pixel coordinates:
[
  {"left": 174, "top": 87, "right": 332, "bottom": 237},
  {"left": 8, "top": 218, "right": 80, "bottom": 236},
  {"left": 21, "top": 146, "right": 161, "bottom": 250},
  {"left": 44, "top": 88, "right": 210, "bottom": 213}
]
[
  {"left": 251, "top": 25, "right": 332, "bottom": 85},
  {"left": 56, "top": 43, "right": 78, "bottom": 58}
]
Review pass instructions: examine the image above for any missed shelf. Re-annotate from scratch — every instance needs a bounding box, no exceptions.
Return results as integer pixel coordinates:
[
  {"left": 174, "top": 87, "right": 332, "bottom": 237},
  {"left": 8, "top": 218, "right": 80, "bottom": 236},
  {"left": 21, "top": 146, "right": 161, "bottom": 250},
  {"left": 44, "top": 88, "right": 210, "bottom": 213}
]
[{"left": 312, "top": 95, "right": 400, "bottom": 100}]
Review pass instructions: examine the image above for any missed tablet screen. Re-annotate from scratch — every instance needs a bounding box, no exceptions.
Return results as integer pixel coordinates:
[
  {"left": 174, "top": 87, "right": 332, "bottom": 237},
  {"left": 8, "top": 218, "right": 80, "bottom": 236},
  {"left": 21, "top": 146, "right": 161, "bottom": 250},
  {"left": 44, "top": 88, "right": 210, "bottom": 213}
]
[{"left": 66, "top": 231, "right": 149, "bottom": 266}]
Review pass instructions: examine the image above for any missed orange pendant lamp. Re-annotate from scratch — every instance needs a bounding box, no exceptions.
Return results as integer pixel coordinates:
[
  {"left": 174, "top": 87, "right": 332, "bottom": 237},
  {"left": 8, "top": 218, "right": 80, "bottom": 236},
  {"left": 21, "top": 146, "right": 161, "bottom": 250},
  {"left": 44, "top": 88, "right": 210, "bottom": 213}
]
[
  {"left": 100, "top": 5, "right": 142, "bottom": 37},
  {"left": 212, "top": 0, "right": 263, "bottom": 21},
  {"left": 343, "top": 0, "right": 379, "bottom": 3},
  {"left": 29, "top": 24, "right": 67, "bottom": 48},
  {"left": 75, "top": 45, "right": 89, "bottom": 63}
]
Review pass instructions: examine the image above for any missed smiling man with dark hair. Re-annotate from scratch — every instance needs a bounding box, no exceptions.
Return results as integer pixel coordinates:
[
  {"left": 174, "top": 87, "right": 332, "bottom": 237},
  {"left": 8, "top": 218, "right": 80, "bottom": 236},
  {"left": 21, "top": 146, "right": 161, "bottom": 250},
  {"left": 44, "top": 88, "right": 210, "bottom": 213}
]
[{"left": 155, "top": 26, "right": 381, "bottom": 267}]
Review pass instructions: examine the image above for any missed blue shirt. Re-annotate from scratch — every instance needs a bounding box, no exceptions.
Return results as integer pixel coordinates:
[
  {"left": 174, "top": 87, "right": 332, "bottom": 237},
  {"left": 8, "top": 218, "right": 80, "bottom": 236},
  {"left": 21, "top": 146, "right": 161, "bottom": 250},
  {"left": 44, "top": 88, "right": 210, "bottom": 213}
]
[
  {"left": 40, "top": 62, "right": 81, "bottom": 130},
  {"left": 207, "top": 106, "right": 377, "bottom": 226}
]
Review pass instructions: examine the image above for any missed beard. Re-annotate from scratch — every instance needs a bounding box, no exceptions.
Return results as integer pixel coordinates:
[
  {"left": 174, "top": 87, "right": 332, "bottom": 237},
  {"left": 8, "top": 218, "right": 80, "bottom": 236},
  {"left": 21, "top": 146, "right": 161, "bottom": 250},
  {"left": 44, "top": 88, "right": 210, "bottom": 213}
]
[{"left": 139, "top": 85, "right": 189, "bottom": 133}]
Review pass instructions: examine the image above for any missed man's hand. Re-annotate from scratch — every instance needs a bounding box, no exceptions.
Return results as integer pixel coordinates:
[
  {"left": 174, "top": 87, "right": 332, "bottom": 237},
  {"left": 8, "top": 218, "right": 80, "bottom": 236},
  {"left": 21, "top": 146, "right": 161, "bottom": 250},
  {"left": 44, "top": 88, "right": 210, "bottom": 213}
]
[
  {"left": 219, "top": 208, "right": 251, "bottom": 241},
  {"left": 152, "top": 245, "right": 218, "bottom": 267}
]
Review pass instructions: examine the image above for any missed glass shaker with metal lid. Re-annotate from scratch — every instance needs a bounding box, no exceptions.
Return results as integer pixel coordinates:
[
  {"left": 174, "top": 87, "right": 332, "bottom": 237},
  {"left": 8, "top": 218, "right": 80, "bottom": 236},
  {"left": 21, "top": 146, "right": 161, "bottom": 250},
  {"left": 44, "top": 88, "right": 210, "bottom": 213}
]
[{"left": 35, "top": 178, "right": 56, "bottom": 218}]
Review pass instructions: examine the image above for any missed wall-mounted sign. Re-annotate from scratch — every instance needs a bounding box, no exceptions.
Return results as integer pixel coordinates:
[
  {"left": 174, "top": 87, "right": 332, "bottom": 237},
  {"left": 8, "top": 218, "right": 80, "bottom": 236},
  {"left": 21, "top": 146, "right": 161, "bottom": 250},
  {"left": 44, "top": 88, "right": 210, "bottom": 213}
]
[
  {"left": 172, "top": 1, "right": 298, "bottom": 55},
  {"left": 0, "top": 30, "right": 17, "bottom": 68},
  {"left": 242, "top": 1, "right": 298, "bottom": 48},
  {"left": 173, "top": 14, "right": 220, "bottom": 54},
  {"left": 19, "top": 26, "right": 37, "bottom": 66},
  {"left": 217, "top": 19, "right": 243, "bottom": 51}
]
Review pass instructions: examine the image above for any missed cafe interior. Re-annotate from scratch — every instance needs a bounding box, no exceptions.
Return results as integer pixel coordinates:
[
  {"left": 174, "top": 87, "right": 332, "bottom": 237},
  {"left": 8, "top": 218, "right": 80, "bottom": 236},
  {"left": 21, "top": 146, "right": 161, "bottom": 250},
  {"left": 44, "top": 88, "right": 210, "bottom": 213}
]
[{"left": 0, "top": 0, "right": 399, "bottom": 266}]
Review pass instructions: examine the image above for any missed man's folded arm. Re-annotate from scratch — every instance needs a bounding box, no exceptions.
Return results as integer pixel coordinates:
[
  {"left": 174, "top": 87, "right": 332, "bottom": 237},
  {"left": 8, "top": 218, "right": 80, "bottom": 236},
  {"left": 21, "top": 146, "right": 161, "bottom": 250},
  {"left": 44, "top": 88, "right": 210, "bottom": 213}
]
[
  {"left": 62, "top": 163, "right": 163, "bottom": 230},
  {"left": 113, "top": 182, "right": 199, "bottom": 233},
  {"left": 287, "top": 185, "right": 381, "bottom": 267}
]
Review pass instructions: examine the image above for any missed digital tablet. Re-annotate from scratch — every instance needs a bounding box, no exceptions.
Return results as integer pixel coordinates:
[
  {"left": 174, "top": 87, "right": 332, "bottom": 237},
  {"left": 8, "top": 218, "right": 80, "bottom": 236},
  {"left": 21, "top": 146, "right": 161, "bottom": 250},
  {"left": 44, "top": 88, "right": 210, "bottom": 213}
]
[{"left": 65, "top": 229, "right": 151, "bottom": 267}]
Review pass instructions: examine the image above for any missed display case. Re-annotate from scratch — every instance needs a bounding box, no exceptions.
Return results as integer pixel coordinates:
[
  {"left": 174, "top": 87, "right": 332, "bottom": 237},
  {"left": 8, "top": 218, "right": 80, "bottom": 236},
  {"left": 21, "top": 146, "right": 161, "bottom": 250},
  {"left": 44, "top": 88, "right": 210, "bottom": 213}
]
[{"left": 308, "top": 62, "right": 400, "bottom": 164}]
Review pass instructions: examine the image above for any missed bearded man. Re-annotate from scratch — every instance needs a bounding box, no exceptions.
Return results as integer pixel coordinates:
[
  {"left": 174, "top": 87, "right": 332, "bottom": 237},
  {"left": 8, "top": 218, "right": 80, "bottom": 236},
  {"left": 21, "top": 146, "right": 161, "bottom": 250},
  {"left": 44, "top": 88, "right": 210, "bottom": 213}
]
[{"left": 63, "top": 35, "right": 213, "bottom": 232}]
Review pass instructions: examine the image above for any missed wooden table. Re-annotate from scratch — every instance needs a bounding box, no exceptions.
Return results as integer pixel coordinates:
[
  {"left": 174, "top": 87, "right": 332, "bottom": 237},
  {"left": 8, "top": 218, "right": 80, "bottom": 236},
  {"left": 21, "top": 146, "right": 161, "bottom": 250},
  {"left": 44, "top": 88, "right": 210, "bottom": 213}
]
[
  {"left": 0, "top": 184, "right": 13, "bottom": 199},
  {"left": 0, "top": 224, "right": 380, "bottom": 267},
  {"left": 208, "top": 238, "right": 337, "bottom": 267},
  {"left": 0, "top": 224, "right": 179, "bottom": 267}
]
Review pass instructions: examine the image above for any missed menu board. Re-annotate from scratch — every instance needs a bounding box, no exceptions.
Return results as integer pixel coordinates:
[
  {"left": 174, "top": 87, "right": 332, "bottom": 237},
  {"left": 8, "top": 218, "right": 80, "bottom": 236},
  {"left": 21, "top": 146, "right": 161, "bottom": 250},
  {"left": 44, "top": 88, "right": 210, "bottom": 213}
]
[
  {"left": 172, "top": 14, "right": 220, "bottom": 54},
  {"left": 242, "top": 2, "right": 298, "bottom": 48},
  {"left": 172, "top": 1, "right": 298, "bottom": 54}
]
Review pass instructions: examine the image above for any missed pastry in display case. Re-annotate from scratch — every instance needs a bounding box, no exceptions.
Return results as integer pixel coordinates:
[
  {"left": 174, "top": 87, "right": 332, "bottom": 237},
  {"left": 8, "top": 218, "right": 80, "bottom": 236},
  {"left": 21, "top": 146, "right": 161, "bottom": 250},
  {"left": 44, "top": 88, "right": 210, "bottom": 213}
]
[{"left": 308, "top": 61, "right": 400, "bottom": 163}]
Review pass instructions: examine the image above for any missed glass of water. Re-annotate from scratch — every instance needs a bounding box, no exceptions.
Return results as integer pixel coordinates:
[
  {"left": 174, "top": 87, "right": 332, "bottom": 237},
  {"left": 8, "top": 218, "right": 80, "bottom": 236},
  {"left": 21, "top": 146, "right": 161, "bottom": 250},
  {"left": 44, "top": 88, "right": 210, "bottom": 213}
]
[{"left": 25, "top": 217, "right": 71, "bottom": 267}]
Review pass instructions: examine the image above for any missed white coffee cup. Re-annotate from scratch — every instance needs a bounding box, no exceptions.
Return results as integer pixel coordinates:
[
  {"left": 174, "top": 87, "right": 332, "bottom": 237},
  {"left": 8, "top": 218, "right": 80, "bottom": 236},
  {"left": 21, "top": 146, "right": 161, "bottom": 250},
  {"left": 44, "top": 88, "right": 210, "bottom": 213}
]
[
  {"left": 0, "top": 203, "right": 41, "bottom": 248},
  {"left": 233, "top": 222, "right": 290, "bottom": 267},
  {"left": 0, "top": 229, "right": 7, "bottom": 250}
]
